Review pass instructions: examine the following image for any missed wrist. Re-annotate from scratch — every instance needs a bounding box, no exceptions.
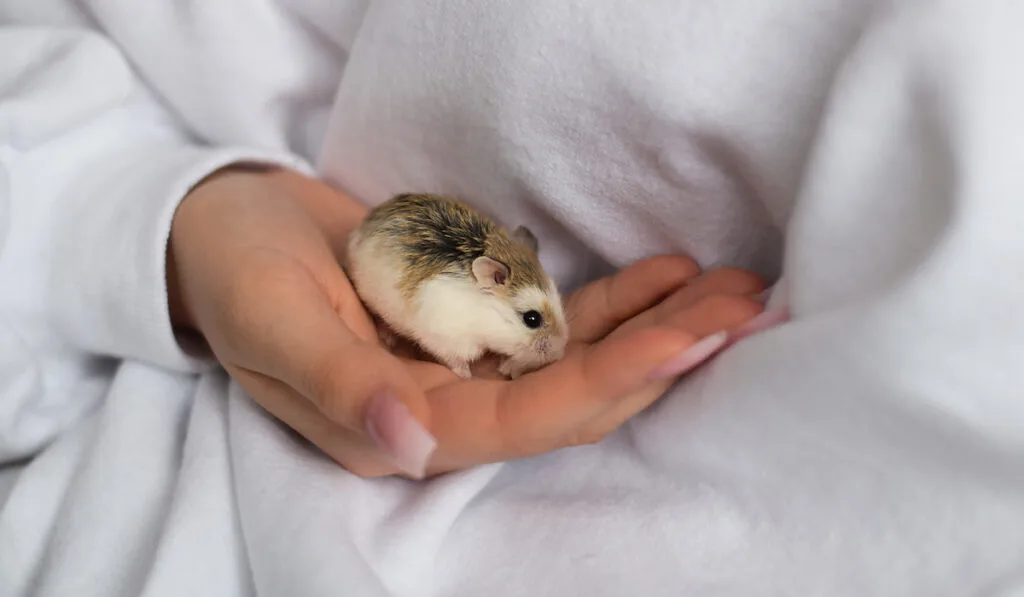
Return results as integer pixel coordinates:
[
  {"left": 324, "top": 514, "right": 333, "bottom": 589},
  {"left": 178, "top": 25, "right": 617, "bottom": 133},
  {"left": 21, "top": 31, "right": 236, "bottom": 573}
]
[
  {"left": 163, "top": 164, "right": 263, "bottom": 335},
  {"left": 165, "top": 235, "right": 194, "bottom": 332}
]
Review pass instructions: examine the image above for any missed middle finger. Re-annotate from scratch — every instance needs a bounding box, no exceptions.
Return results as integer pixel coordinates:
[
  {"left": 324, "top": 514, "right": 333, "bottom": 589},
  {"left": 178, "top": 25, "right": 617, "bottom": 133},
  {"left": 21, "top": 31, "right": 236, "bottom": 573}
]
[
  {"left": 609, "top": 267, "right": 764, "bottom": 339},
  {"left": 566, "top": 255, "right": 700, "bottom": 343}
]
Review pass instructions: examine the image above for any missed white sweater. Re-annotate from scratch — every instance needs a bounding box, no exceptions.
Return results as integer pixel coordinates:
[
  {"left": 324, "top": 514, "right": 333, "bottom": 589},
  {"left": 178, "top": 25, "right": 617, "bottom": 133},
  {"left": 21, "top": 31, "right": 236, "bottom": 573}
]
[{"left": 2, "top": 1, "right": 1023, "bottom": 595}]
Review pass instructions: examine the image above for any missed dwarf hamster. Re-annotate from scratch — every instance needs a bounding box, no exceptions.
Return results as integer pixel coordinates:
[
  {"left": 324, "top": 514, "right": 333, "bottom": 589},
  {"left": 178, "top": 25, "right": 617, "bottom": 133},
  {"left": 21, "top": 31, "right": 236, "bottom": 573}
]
[{"left": 345, "top": 193, "right": 569, "bottom": 379}]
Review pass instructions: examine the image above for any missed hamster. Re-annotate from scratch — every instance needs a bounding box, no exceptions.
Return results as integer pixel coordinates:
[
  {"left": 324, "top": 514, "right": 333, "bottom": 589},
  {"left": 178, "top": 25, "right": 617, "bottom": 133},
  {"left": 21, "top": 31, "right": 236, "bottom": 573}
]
[{"left": 345, "top": 193, "right": 569, "bottom": 379}]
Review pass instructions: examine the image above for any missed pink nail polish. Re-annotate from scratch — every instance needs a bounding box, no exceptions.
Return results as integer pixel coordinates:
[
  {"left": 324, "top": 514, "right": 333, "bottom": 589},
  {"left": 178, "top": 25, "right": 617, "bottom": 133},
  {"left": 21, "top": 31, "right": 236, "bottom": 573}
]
[
  {"left": 365, "top": 393, "right": 437, "bottom": 479},
  {"left": 729, "top": 307, "right": 791, "bottom": 344},
  {"left": 648, "top": 331, "right": 729, "bottom": 381}
]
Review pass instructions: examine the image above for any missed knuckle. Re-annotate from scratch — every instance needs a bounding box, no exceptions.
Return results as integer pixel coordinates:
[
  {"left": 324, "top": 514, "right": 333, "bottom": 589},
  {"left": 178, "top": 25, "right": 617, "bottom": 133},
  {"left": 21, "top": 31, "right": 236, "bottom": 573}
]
[
  {"left": 301, "top": 353, "right": 350, "bottom": 419},
  {"left": 696, "top": 294, "right": 764, "bottom": 323},
  {"left": 656, "top": 254, "right": 701, "bottom": 279},
  {"left": 634, "top": 255, "right": 700, "bottom": 290}
]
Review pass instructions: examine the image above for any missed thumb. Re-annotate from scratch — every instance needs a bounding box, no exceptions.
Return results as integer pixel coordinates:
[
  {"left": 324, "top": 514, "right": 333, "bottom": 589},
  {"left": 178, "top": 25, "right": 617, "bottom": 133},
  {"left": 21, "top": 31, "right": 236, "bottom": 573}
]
[
  {"left": 300, "top": 338, "right": 438, "bottom": 480},
  {"left": 230, "top": 264, "right": 437, "bottom": 478}
]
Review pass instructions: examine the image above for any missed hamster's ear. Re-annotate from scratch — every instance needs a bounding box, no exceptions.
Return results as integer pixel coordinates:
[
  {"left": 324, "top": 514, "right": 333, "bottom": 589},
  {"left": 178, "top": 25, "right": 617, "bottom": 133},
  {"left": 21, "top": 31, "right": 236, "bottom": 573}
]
[
  {"left": 472, "top": 256, "right": 510, "bottom": 291},
  {"left": 512, "top": 226, "right": 538, "bottom": 254}
]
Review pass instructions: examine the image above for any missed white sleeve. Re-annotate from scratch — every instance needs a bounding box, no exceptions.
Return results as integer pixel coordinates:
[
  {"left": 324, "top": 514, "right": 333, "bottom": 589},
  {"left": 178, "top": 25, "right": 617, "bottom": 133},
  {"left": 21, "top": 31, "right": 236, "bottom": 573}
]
[{"left": 0, "top": 26, "right": 313, "bottom": 373}]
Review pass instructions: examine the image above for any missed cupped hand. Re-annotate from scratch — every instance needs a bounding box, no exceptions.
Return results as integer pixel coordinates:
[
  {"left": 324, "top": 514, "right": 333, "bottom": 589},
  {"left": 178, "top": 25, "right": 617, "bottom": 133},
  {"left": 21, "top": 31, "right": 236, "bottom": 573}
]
[
  {"left": 168, "top": 165, "right": 429, "bottom": 468},
  {"left": 401, "top": 257, "right": 766, "bottom": 476},
  {"left": 168, "top": 166, "right": 767, "bottom": 480}
]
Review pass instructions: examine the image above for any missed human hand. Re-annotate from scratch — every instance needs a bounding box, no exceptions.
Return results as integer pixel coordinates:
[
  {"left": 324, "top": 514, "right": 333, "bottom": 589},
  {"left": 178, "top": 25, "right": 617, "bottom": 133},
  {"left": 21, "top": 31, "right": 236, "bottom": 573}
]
[
  {"left": 167, "top": 167, "right": 766, "bottom": 479},
  {"left": 289, "top": 251, "right": 766, "bottom": 478},
  {"left": 401, "top": 257, "right": 766, "bottom": 476},
  {"left": 167, "top": 165, "right": 436, "bottom": 474}
]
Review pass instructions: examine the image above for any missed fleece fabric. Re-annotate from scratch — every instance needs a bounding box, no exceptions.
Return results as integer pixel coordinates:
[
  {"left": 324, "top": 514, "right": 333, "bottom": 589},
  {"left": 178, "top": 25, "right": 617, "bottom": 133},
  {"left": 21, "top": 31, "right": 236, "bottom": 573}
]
[{"left": 1, "top": 1, "right": 1022, "bottom": 595}]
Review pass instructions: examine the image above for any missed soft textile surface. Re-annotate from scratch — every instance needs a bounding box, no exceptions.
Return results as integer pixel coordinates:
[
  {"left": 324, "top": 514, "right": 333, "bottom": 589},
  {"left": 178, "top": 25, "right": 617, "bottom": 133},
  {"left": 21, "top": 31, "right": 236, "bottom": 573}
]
[{"left": 2, "top": 1, "right": 1023, "bottom": 595}]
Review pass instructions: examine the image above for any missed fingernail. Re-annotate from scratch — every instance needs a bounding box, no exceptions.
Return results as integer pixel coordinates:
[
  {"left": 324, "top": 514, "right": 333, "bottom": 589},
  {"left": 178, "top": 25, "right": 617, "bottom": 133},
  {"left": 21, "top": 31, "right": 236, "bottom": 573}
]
[
  {"left": 648, "top": 330, "right": 729, "bottom": 381},
  {"left": 754, "top": 286, "right": 775, "bottom": 304},
  {"left": 365, "top": 393, "right": 437, "bottom": 479},
  {"left": 729, "top": 307, "right": 791, "bottom": 343}
]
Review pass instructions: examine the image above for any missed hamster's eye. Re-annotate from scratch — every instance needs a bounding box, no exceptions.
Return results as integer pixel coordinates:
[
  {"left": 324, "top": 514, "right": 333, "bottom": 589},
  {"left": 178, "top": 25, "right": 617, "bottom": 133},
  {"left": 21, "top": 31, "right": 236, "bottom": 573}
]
[{"left": 522, "top": 310, "right": 543, "bottom": 329}]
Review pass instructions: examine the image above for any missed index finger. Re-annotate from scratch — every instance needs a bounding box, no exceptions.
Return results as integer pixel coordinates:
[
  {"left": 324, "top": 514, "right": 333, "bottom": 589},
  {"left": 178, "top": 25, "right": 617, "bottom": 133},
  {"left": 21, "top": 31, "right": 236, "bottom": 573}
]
[{"left": 565, "top": 255, "right": 700, "bottom": 343}]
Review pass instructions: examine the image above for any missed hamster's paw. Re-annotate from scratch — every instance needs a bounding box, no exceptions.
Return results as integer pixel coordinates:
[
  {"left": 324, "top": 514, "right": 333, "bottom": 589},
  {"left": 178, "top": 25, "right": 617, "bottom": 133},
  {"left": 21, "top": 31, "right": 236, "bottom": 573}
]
[
  {"left": 377, "top": 325, "right": 399, "bottom": 350},
  {"left": 497, "top": 358, "right": 525, "bottom": 380},
  {"left": 447, "top": 361, "right": 473, "bottom": 379}
]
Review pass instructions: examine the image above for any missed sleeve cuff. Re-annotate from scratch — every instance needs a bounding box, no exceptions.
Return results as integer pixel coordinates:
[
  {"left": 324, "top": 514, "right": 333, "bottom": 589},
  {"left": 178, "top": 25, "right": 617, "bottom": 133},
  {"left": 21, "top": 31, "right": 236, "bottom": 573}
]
[{"left": 51, "top": 144, "right": 315, "bottom": 372}]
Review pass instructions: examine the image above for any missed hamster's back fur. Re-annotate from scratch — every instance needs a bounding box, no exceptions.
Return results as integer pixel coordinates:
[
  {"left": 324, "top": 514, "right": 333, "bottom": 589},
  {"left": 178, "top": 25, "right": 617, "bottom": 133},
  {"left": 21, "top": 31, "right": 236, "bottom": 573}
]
[{"left": 357, "top": 193, "right": 545, "bottom": 300}]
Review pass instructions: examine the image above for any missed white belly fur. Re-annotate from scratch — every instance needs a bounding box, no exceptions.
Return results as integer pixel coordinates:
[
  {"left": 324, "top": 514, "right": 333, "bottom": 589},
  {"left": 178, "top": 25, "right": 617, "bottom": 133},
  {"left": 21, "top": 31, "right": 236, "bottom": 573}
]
[
  {"left": 346, "top": 231, "right": 411, "bottom": 336},
  {"left": 346, "top": 232, "right": 490, "bottom": 371}
]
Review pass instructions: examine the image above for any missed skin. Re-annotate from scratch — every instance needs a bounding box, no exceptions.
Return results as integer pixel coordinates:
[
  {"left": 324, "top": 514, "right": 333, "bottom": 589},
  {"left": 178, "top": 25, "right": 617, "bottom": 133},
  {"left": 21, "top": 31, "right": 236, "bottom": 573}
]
[{"left": 168, "top": 165, "right": 768, "bottom": 478}]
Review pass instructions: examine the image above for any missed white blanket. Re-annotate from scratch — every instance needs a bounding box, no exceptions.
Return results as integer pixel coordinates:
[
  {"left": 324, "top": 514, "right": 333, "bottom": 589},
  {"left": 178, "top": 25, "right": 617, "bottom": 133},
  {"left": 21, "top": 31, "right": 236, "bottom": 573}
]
[{"left": 2, "top": 1, "right": 1023, "bottom": 595}]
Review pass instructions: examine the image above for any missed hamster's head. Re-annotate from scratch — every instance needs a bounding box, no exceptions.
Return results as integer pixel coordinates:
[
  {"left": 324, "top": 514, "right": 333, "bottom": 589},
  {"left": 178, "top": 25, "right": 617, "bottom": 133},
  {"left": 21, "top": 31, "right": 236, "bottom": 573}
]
[{"left": 466, "top": 227, "right": 569, "bottom": 372}]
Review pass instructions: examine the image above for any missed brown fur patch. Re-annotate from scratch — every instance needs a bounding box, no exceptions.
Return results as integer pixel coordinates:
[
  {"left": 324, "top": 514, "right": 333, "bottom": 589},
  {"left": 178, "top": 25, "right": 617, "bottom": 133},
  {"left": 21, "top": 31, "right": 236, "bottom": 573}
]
[{"left": 361, "top": 193, "right": 545, "bottom": 299}]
